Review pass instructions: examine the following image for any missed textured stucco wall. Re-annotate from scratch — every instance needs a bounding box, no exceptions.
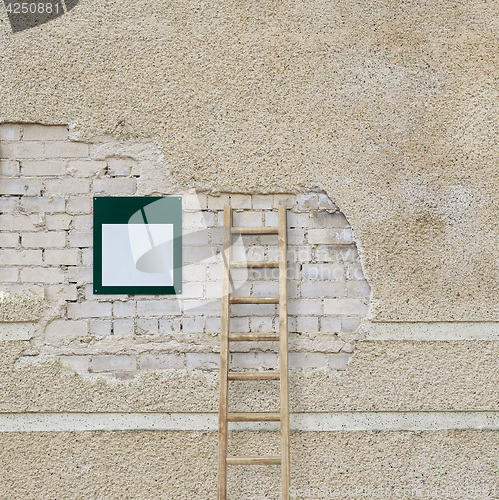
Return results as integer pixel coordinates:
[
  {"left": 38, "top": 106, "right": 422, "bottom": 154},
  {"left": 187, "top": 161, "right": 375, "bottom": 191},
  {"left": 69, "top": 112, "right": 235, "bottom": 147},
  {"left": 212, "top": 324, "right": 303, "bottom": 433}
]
[
  {"left": 0, "top": 430, "right": 497, "bottom": 499},
  {"left": 1, "top": 340, "right": 497, "bottom": 413},
  {"left": 1, "top": 0, "right": 498, "bottom": 320}
]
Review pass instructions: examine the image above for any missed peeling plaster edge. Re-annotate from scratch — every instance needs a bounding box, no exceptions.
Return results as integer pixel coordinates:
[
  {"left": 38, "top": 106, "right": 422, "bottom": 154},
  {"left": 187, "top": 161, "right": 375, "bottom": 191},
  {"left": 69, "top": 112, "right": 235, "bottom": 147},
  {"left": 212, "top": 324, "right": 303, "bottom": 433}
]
[
  {"left": 0, "top": 412, "right": 498, "bottom": 432},
  {"left": 361, "top": 321, "right": 499, "bottom": 341},
  {"left": 0, "top": 322, "right": 36, "bottom": 340}
]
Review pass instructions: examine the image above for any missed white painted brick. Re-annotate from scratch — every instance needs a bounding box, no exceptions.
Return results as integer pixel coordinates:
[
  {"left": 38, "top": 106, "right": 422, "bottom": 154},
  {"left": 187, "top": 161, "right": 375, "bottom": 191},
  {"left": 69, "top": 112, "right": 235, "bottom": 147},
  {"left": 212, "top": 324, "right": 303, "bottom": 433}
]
[
  {"left": 45, "top": 284, "right": 78, "bottom": 302},
  {"left": 209, "top": 227, "right": 223, "bottom": 245},
  {"left": 137, "top": 300, "right": 181, "bottom": 316},
  {"left": 320, "top": 317, "right": 342, "bottom": 333},
  {"left": 296, "top": 193, "right": 319, "bottom": 211},
  {"left": 67, "top": 267, "right": 92, "bottom": 283},
  {"left": 289, "top": 352, "right": 327, "bottom": 369},
  {"left": 231, "top": 352, "right": 277, "bottom": 370},
  {"left": 252, "top": 195, "right": 273, "bottom": 209},
  {"left": 1, "top": 233, "right": 19, "bottom": 247},
  {"left": 68, "top": 232, "right": 93, "bottom": 248},
  {"left": 300, "top": 281, "right": 345, "bottom": 298},
  {"left": 20, "top": 267, "right": 64, "bottom": 284},
  {"left": 22, "top": 124, "right": 68, "bottom": 141},
  {"left": 89, "top": 319, "right": 112, "bottom": 336},
  {"left": 207, "top": 263, "right": 222, "bottom": 280},
  {"left": 315, "top": 245, "right": 358, "bottom": 262},
  {"left": 342, "top": 318, "right": 361, "bottom": 333},
  {"left": 207, "top": 194, "right": 230, "bottom": 210},
  {"left": 159, "top": 318, "right": 181, "bottom": 333},
  {"left": 59, "top": 355, "right": 89, "bottom": 372},
  {"left": 0, "top": 124, "right": 21, "bottom": 141},
  {"left": 0, "top": 142, "right": 44, "bottom": 159},
  {"left": 182, "top": 231, "right": 209, "bottom": 246},
  {"left": 92, "top": 355, "right": 136, "bottom": 372},
  {"left": 273, "top": 194, "right": 295, "bottom": 209},
  {"left": 67, "top": 302, "right": 112, "bottom": 319},
  {"left": 44, "top": 320, "right": 87, "bottom": 338},
  {"left": 288, "top": 246, "right": 312, "bottom": 263},
  {"left": 347, "top": 262, "right": 365, "bottom": 280},
  {"left": 308, "top": 228, "right": 354, "bottom": 245},
  {"left": 24, "top": 179, "right": 43, "bottom": 196},
  {"left": 347, "top": 280, "right": 371, "bottom": 297},
  {"left": 231, "top": 304, "right": 276, "bottom": 316},
  {"left": 288, "top": 299, "right": 322, "bottom": 316},
  {"left": 0, "top": 179, "right": 24, "bottom": 195},
  {"left": 232, "top": 212, "right": 263, "bottom": 227},
  {"left": 329, "top": 212, "right": 350, "bottom": 228},
  {"left": 21, "top": 160, "right": 66, "bottom": 176},
  {"left": 328, "top": 353, "right": 351, "bottom": 371},
  {"left": 113, "top": 301, "right": 136, "bottom": 318},
  {"left": 302, "top": 263, "right": 344, "bottom": 281},
  {"left": 45, "top": 142, "right": 89, "bottom": 158},
  {"left": 204, "top": 281, "right": 222, "bottom": 299},
  {"left": 324, "top": 299, "right": 368, "bottom": 316},
  {"left": 22, "top": 232, "right": 66, "bottom": 248},
  {"left": 295, "top": 316, "right": 319, "bottom": 333},
  {"left": 140, "top": 354, "right": 185, "bottom": 370},
  {"left": 182, "top": 317, "right": 204, "bottom": 333},
  {"left": 0, "top": 160, "right": 20, "bottom": 176},
  {"left": 182, "top": 246, "right": 212, "bottom": 264},
  {"left": 182, "top": 193, "right": 208, "bottom": 211},
  {"left": 253, "top": 281, "right": 279, "bottom": 297},
  {"left": 180, "top": 282, "right": 204, "bottom": 299},
  {"left": 0, "top": 196, "right": 19, "bottom": 212},
  {"left": 74, "top": 215, "right": 93, "bottom": 231},
  {"left": 186, "top": 353, "right": 219, "bottom": 371},
  {"left": 20, "top": 197, "right": 66, "bottom": 213},
  {"left": 0, "top": 267, "right": 18, "bottom": 282},
  {"left": 107, "top": 157, "right": 135, "bottom": 176},
  {"left": 182, "top": 300, "right": 219, "bottom": 316},
  {"left": 83, "top": 285, "right": 115, "bottom": 302},
  {"left": 46, "top": 178, "right": 90, "bottom": 195},
  {"left": 310, "top": 212, "right": 338, "bottom": 228},
  {"left": 114, "top": 319, "right": 135, "bottom": 335},
  {"left": 0, "top": 250, "right": 42, "bottom": 265},
  {"left": 318, "top": 193, "right": 338, "bottom": 211},
  {"left": 231, "top": 244, "right": 265, "bottom": 262},
  {"left": 264, "top": 211, "right": 278, "bottom": 227},
  {"left": 93, "top": 178, "right": 137, "bottom": 194},
  {"left": 183, "top": 264, "right": 208, "bottom": 281},
  {"left": 44, "top": 249, "right": 80, "bottom": 265},
  {"left": 67, "top": 160, "right": 106, "bottom": 177},
  {"left": 67, "top": 196, "right": 92, "bottom": 214},
  {"left": 250, "top": 316, "right": 274, "bottom": 332},
  {"left": 288, "top": 229, "right": 305, "bottom": 246},
  {"left": 0, "top": 215, "right": 36, "bottom": 231},
  {"left": 287, "top": 213, "right": 310, "bottom": 228},
  {"left": 287, "top": 280, "right": 299, "bottom": 298},
  {"left": 205, "top": 317, "right": 221, "bottom": 333},
  {"left": 229, "top": 317, "right": 250, "bottom": 333},
  {"left": 230, "top": 194, "right": 252, "bottom": 209},
  {"left": 81, "top": 248, "right": 92, "bottom": 266},
  {"left": 183, "top": 212, "right": 215, "bottom": 229}
]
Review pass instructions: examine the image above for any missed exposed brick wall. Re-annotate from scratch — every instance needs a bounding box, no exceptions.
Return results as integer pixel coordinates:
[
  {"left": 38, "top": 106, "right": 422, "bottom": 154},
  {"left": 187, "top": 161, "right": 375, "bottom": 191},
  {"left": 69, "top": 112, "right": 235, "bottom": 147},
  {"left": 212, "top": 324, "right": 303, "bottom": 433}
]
[{"left": 0, "top": 123, "right": 370, "bottom": 378}]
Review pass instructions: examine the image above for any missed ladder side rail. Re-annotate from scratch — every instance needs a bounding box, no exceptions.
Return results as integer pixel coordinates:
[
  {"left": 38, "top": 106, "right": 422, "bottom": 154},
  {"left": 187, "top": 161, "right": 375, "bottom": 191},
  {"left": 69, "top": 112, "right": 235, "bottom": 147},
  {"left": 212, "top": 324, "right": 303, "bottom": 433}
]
[
  {"left": 218, "top": 206, "right": 232, "bottom": 500},
  {"left": 278, "top": 205, "right": 290, "bottom": 499}
]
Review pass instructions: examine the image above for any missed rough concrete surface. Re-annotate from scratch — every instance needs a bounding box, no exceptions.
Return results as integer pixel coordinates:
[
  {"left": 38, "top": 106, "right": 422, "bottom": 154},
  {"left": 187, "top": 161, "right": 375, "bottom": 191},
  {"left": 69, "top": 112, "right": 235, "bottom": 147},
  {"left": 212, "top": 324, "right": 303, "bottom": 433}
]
[
  {"left": 0, "top": 430, "right": 497, "bottom": 499},
  {"left": 0, "top": 0, "right": 498, "bottom": 320},
  {"left": 0, "top": 292, "right": 47, "bottom": 322},
  {"left": 1, "top": 340, "right": 497, "bottom": 412}
]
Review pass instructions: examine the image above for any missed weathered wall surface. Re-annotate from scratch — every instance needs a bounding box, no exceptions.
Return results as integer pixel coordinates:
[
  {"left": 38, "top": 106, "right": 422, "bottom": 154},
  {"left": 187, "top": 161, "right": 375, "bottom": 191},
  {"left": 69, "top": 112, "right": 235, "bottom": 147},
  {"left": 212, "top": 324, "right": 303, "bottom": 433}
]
[
  {"left": 1, "top": 0, "right": 498, "bottom": 320},
  {"left": 0, "top": 430, "right": 497, "bottom": 499}
]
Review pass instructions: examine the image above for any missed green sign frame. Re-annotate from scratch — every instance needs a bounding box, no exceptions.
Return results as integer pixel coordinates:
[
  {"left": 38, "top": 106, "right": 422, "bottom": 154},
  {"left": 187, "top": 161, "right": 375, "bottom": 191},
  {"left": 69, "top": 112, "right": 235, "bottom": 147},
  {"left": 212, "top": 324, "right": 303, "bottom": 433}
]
[{"left": 93, "top": 196, "right": 182, "bottom": 295}]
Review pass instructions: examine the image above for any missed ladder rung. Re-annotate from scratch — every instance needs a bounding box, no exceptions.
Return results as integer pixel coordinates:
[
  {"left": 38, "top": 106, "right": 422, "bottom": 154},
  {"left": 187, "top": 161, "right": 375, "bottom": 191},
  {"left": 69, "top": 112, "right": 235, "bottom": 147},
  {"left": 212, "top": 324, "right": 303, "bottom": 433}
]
[
  {"left": 230, "top": 261, "right": 279, "bottom": 268},
  {"left": 227, "top": 413, "right": 281, "bottom": 422},
  {"left": 226, "top": 456, "right": 281, "bottom": 465},
  {"left": 230, "top": 296, "right": 279, "bottom": 304},
  {"left": 229, "top": 333, "right": 280, "bottom": 341},
  {"left": 228, "top": 372, "right": 280, "bottom": 381},
  {"left": 231, "top": 227, "right": 279, "bottom": 235}
]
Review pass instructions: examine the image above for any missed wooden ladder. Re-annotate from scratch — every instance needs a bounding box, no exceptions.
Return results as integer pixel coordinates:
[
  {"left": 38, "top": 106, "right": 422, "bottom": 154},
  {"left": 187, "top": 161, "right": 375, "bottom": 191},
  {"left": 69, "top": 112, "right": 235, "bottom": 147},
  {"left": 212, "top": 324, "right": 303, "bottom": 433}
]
[{"left": 218, "top": 205, "right": 290, "bottom": 499}]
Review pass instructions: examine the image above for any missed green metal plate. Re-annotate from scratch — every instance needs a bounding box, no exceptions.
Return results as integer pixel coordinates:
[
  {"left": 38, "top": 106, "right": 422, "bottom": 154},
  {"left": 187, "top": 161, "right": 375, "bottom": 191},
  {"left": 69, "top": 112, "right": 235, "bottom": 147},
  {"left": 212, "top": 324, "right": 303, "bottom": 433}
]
[{"left": 93, "top": 197, "right": 182, "bottom": 295}]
